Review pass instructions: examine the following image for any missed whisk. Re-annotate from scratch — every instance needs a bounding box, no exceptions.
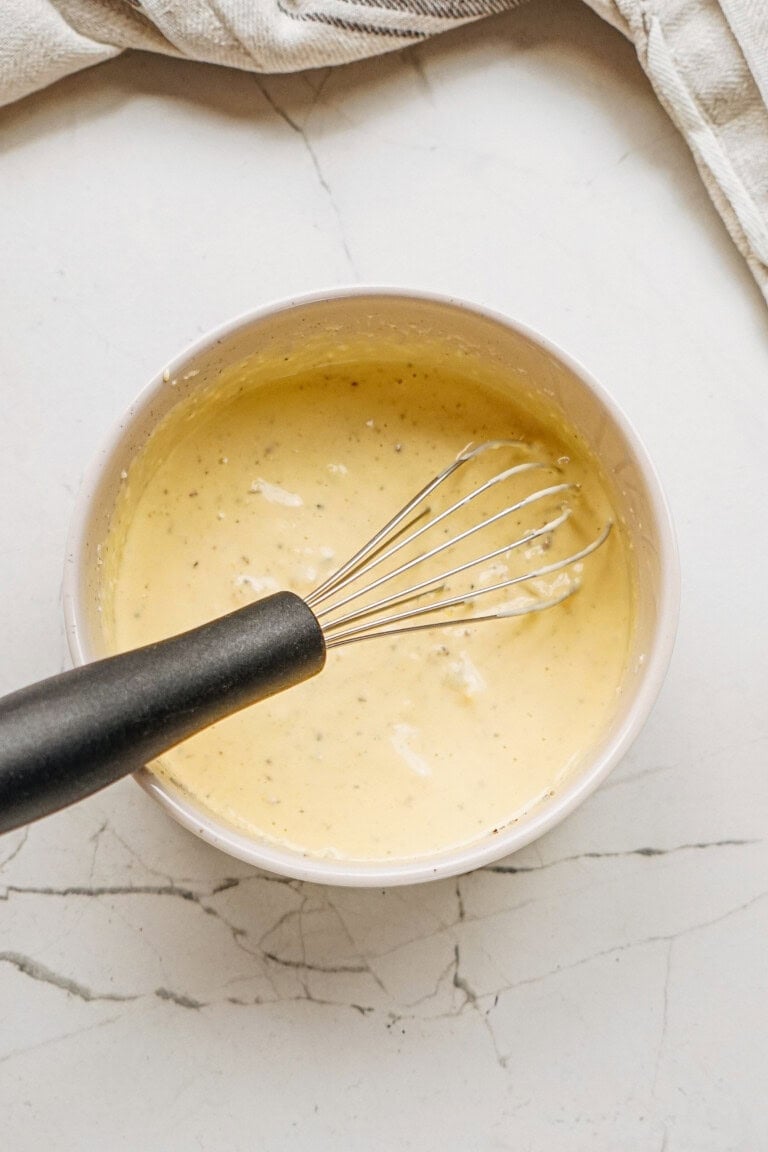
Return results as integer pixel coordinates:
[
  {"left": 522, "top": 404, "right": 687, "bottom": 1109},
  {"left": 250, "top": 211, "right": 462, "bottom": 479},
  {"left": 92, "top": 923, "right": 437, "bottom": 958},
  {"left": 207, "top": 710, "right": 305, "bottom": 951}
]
[{"left": 0, "top": 440, "right": 610, "bottom": 834}]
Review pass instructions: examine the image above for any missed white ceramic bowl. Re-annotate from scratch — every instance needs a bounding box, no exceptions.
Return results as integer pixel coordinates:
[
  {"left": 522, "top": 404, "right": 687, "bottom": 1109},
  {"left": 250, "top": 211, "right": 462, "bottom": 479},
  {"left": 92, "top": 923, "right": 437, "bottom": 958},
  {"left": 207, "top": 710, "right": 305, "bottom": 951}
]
[{"left": 64, "top": 288, "right": 679, "bottom": 886}]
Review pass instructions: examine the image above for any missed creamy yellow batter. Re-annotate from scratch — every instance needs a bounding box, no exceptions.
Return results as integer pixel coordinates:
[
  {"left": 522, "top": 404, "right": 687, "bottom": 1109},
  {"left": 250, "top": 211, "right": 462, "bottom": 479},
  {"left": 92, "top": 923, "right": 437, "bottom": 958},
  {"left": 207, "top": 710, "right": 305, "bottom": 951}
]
[{"left": 100, "top": 352, "right": 634, "bottom": 861}]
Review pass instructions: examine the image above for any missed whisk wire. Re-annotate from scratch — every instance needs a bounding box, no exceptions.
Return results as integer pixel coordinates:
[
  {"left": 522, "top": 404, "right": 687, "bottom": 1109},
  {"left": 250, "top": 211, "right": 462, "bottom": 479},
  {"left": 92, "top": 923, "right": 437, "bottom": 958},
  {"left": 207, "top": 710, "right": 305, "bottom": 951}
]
[
  {"left": 313, "top": 481, "right": 573, "bottom": 620},
  {"left": 324, "top": 588, "right": 578, "bottom": 648},
  {"left": 303, "top": 440, "right": 612, "bottom": 649},
  {"left": 322, "top": 521, "right": 611, "bottom": 645},
  {"left": 318, "top": 508, "right": 572, "bottom": 631},
  {"left": 306, "top": 439, "right": 528, "bottom": 606}
]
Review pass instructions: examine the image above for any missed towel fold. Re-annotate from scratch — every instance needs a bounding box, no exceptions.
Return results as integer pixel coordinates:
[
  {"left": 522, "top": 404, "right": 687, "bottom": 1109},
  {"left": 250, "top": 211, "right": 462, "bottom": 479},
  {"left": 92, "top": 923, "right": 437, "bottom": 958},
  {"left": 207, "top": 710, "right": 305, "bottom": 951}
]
[{"left": 2, "top": 0, "right": 767, "bottom": 302}]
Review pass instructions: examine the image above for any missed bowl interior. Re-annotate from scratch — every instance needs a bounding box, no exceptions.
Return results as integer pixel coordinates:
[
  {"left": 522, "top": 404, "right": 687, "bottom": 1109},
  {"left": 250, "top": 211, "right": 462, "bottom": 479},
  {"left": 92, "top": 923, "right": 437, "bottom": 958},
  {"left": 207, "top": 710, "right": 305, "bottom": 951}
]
[{"left": 65, "top": 291, "right": 677, "bottom": 885}]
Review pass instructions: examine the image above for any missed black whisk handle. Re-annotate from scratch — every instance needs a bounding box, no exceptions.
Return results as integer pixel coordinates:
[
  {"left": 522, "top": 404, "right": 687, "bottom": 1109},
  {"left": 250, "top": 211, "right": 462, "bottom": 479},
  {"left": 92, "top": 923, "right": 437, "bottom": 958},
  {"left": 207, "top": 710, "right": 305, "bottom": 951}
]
[{"left": 0, "top": 592, "right": 325, "bottom": 835}]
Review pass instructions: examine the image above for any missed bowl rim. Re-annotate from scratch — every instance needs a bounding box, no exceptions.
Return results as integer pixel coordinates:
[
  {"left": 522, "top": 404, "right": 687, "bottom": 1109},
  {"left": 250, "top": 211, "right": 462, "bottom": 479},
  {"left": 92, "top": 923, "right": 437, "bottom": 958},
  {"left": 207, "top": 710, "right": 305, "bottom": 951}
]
[{"left": 63, "top": 285, "right": 680, "bottom": 887}]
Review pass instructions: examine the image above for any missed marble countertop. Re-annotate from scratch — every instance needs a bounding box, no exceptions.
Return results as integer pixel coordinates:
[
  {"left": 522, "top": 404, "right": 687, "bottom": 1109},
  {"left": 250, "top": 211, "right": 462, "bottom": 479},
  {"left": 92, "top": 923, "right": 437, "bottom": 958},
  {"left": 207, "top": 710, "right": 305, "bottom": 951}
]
[{"left": 1, "top": 1, "right": 766, "bottom": 1147}]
